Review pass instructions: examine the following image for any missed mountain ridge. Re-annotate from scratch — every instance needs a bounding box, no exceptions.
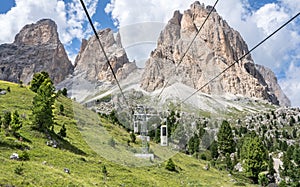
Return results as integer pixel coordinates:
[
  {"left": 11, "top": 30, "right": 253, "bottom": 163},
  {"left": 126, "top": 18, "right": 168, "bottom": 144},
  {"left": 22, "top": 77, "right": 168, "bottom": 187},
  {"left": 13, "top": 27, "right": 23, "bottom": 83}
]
[
  {"left": 0, "top": 19, "right": 73, "bottom": 84},
  {"left": 140, "top": 1, "right": 290, "bottom": 106},
  {"left": 0, "top": 2, "right": 291, "bottom": 107}
]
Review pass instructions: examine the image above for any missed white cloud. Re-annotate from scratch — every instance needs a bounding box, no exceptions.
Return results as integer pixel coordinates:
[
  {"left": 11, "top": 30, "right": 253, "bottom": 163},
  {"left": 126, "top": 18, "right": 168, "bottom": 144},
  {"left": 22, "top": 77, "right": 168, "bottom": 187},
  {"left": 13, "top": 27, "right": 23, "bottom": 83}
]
[
  {"left": 279, "top": 62, "right": 300, "bottom": 107},
  {"left": 0, "top": 0, "right": 99, "bottom": 64},
  {"left": 0, "top": 0, "right": 98, "bottom": 45},
  {"left": 105, "top": 0, "right": 300, "bottom": 106}
]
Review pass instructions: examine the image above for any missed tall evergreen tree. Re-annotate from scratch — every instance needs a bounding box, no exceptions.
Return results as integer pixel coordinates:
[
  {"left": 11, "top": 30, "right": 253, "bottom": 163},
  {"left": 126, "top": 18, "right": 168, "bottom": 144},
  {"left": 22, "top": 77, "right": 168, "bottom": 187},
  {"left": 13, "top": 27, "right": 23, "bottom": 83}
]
[
  {"left": 2, "top": 111, "right": 11, "bottom": 129},
  {"left": 32, "top": 78, "right": 55, "bottom": 131},
  {"left": 188, "top": 133, "right": 200, "bottom": 154},
  {"left": 209, "top": 140, "right": 219, "bottom": 159},
  {"left": 11, "top": 110, "right": 22, "bottom": 135},
  {"left": 217, "top": 120, "right": 235, "bottom": 156},
  {"left": 241, "top": 134, "right": 267, "bottom": 183}
]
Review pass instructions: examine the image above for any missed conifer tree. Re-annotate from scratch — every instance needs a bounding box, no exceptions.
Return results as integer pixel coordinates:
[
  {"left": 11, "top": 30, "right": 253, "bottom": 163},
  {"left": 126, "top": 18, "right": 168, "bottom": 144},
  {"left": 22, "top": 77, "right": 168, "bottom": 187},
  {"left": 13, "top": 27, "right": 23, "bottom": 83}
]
[
  {"left": 11, "top": 110, "right": 22, "bottom": 135},
  {"left": 241, "top": 134, "right": 267, "bottom": 183},
  {"left": 32, "top": 78, "right": 55, "bottom": 131},
  {"left": 2, "top": 111, "right": 11, "bottom": 129},
  {"left": 210, "top": 140, "right": 219, "bottom": 159},
  {"left": 30, "top": 72, "right": 50, "bottom": 93},
  {"left": 217, "top": 120, "right": 235, "bottom": 156}
]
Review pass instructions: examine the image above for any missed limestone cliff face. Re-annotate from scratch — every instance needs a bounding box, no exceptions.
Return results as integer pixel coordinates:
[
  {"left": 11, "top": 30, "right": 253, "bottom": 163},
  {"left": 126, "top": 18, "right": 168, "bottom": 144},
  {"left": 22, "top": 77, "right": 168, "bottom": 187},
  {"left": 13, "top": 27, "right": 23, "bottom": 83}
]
[
  {"left": 255, "top": 64, "right": 291, "bottom": 106},
  {"left": 74, "top": 28, "right": 136, "bottom": 83},
  {"left": 141, "top": 1, "right": 287, "bottom": 106},
  {"left": 0, "top": 19, "right": 73, "bottom": 84}
]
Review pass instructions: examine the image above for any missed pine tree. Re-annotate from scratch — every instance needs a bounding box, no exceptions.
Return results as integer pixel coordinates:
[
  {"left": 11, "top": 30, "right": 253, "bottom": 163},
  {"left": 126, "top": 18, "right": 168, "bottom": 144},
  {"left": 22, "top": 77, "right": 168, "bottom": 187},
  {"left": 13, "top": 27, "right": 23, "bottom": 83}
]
[
  {"left": 30, "top": 72, "right": 50, "bottom": 93},
  {"left": 11, "top": 110, "right": 22, "bottom": 136},
  {"left": 210, "top": 140, "right": 219, "bottom": 159},
  {"left": 32, "top": 78, "right": 55, "bottom": 131},
  {"left": 166, "top": 110, "right": 179, "bottom": 137},
  {"left": 2, "top": 111, "right": 11, "bottom": 129},
  {"left": 241, "top": 134, "right": 267, "bottom": 183},
  {"left": 188, "top": 133, "right": 200, "bottom": 154},
  {"left": 217, "top": 120, "right": 235, "bottom": 156}
]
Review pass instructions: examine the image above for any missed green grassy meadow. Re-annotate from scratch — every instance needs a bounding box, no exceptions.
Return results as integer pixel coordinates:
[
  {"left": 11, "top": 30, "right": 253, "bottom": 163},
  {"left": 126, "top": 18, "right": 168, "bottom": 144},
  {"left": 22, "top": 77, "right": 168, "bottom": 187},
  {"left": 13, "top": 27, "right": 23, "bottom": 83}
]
[{"left": 0, "top": 80, "right": 256, "bottom": 186}]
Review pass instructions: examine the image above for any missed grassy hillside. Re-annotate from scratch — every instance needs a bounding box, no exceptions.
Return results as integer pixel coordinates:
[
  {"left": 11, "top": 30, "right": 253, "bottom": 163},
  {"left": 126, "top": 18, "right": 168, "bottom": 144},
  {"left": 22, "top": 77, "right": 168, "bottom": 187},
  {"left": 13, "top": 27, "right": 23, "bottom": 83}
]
[{"left": 0, "top": 80, "right": 256, "bottom": 186}]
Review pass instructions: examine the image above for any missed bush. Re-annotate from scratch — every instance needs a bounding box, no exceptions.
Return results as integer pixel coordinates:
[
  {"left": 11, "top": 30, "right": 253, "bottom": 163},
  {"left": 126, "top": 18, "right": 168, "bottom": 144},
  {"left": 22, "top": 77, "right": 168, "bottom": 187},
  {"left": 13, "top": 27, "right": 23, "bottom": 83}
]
[
  {"left": 62, "top": 88, "right": 68, "bottom": 97},
  {"left": 19, "top": 151, "right": 29, "bottom": 161},
  {"left": 130, "top": 132, "right": 136, "bottom": 143},
  {"left": 59, "top": 104, "right": 64, "bottom": 115},
  {"left": 108, "top": 137, "right": 116, "bottom": 148},
  {"left": 258, "top": 173, "right": 268, "bottom": 186},
  {"left": 165, "top": 158, "right": 176, "bottom": 172},
  {"left": 102, "top": 165, "right": 108, "bottom": 180},
  {"left": 200, "top": 153, "right": 207, "bottom": 160},
  {"left": 14, "top": 164, "right": 24, "bottom": 175},
  {"left": 58, "top": 124, "right": 67, "bottom": 138}
]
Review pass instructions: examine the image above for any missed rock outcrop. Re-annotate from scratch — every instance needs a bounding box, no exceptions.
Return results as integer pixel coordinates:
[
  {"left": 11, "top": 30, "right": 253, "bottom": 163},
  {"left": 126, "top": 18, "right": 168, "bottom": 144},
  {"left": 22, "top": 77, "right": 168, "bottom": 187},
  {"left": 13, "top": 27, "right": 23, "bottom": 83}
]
[
  {"left": 0, "top": 19, "right": 73, "bottom": 84},
  {"left": 255, "top": 64, "right": 291, "bottom": 106},
  {"left": 141, "top": 1, "right": 288, "bottom": 106},
  {"left": 74, "top": 28, "right": 136, "bottom": 83}
]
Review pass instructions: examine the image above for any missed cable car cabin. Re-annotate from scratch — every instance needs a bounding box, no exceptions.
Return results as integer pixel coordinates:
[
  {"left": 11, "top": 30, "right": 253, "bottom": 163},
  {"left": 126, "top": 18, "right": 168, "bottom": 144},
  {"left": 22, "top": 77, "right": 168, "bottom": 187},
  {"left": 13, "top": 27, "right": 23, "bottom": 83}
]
[{"left": 160, "top": 125, "right": 168, "bottom": 146}]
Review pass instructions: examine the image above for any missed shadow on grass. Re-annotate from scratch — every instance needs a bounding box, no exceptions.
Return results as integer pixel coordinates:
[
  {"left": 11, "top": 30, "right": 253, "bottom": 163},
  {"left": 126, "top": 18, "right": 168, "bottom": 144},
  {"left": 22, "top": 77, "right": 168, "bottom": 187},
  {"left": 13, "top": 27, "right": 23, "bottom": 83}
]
[
  {"left": 49, "top": 131, "right": 87, "bottom": 156},
  {"left": 0, "top": 138, "right": 30, "bottom": 150}
]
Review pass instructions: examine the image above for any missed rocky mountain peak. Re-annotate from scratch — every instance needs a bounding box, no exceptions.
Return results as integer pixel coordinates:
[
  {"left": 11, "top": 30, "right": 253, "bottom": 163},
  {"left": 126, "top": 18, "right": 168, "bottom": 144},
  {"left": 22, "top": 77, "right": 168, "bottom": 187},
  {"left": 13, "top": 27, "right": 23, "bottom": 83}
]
[
  {"left": 74, "top": 28, "right": 137, "bottom": 83},
  {"left": 14, "top": 19, "right": 59, "bottom": 46},
  {"left": 0, "top": 19, "right": 73, "bottom": 84},
  {"left": 141, "top": 1, "right": 289, "bottom": 106}
]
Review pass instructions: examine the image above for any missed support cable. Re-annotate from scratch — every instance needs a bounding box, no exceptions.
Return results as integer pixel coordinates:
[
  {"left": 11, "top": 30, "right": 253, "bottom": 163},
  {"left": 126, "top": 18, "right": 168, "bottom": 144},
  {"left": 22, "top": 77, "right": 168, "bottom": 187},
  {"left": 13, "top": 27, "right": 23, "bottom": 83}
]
[
  {"left": 181, "top": 12, "right": 300, "bottom": 104},
  {"left": 79, "top": 0, "right": 129, "bottom": 106},
  {"left": 158, "top": 0, "right": 220, "bottom": 98}
]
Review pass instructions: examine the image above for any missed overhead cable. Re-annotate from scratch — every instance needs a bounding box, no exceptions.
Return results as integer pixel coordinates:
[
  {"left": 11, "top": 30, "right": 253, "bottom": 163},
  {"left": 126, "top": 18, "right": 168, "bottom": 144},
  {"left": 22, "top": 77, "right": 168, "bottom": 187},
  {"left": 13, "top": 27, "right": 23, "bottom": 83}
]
[
  {"left": 181, "top": 12, "right": 300, "bottom": 104},
  {"left": 79, "top": 0, "right": 129, "bottom": 106},
  {"left": 157, "top": 0, "right": 220, "bottom": 98}
]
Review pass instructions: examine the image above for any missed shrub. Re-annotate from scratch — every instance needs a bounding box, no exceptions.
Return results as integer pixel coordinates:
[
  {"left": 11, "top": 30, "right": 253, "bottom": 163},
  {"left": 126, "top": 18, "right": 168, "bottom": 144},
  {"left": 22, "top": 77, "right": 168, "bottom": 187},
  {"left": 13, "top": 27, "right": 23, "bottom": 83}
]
[
  {"left": 59, "top": 104, "right": 64, "bottom": 115},
  {"left": 258, "top": 173, "right": 268, "bottom": 186},
  {"left": 62, "top": 88, "right": 68, "bottom": 97},
  {"left": 108, "top": 137, "right": 116, "bottom": 148},
  {"left": 130, "top": 132, "right": 136, "bottom": 143},
  {"left": 165, "top": 158, "right": 176, "bottom": 172},
  {"left": 200, "top": 153, "right": 207, "bottom": 160},
  {"left": 19, "top": 151, "right": 30, "bottom": 161},
  {"left": 59, "top": 124, "right": 67, "bottom": 138},
  {"left": 14, "top": 164, "right": 24, "bottom": 175}
]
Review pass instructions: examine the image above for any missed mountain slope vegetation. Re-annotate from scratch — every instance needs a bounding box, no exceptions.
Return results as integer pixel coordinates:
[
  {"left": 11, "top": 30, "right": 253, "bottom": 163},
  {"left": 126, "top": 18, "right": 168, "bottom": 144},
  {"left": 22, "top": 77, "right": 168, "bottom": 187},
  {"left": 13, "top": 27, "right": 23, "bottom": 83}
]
[{"left": 0, "top": 80, "right": 256, "bottom": 186}]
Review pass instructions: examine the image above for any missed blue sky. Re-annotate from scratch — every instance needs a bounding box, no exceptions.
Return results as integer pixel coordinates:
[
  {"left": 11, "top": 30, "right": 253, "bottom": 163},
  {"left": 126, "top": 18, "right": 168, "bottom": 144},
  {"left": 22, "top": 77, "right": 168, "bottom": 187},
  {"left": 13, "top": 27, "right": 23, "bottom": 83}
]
[{"left": 0, "top": 0, "right": 299, "bottom": 106}]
